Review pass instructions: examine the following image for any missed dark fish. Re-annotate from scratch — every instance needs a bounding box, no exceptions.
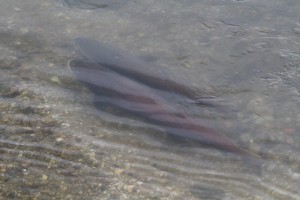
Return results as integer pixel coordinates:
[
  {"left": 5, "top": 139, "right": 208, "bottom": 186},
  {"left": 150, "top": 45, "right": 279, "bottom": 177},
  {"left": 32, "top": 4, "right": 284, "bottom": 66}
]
[
  {"left": 69, "top": 59, "right": 260, "bottom": 160},
  {"left": 74, "top": 37, "right": 208, "bottom": 102}
]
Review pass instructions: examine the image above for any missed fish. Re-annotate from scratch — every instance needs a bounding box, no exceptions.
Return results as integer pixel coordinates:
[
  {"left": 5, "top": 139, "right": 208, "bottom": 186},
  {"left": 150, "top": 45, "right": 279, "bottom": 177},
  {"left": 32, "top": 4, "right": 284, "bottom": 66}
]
[
  {"left": 74, "top": 37, "right": 218, "bottom": 107},
  {"left": 69, "top": 58, "right": 260, "bottom": 162}
]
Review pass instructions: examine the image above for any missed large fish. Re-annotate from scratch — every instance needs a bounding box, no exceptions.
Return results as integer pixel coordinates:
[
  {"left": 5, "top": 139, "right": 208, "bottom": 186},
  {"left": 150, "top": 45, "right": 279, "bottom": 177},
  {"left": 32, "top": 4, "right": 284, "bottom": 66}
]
[
  {"left": 74, "top": 37, "right": 218, "bottom": 106},
  {"left": 69, "top": 58, "right": 260, "bottom": 162}
]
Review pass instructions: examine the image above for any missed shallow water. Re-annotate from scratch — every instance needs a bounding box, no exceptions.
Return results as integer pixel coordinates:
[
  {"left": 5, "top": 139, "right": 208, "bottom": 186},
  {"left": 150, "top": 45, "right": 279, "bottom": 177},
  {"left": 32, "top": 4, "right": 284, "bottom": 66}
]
[{"left": 1, "top": 0, "right": 300, "bottom": 199}]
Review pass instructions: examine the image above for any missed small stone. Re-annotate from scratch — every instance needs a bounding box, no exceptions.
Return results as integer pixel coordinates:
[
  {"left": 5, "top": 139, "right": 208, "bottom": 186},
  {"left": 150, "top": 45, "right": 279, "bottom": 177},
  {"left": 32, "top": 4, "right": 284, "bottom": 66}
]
[
  {"left": 41, "top": 175, "right": 48, "bottom": 180},
  {"left": 61, "top": 123, "right": 70, "bottom": 128},
  {"left": 136, "top": 181, "right": 143, "bottom": 186},
  {"left": 23, "top": 127, "right": 34, "bottom": 132},
  {"left": 42, "top": 117, "right": 57, "bottom": 126},
  {"left": 114, "top": 168, "right": 124, "bottom": 175},
  {"left": 50, "top": 76, "right": 61, "bottom": 84},
  {"left": 56, "top": 137, "right": 64, "bottom": 142},
  {"left": 124, "top": 185, "right": 135, "bottom": 193}
]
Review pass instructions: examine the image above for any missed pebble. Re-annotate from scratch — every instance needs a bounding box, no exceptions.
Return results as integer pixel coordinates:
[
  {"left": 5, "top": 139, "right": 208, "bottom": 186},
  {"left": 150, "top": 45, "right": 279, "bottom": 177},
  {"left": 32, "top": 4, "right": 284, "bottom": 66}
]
[
  {"left": 124, "top": 185, "right": 135, "bottom": 193},
  {"left": 114, "top": 168, "right": 124, "bottom": 175},
  {"left": 41, "top": 175, "right": 48, "bottom": 180},
  {"left": 56, "top": 137, "right": 64, "bottom": 142},
  {"left": 50, "top": 76, "right": 61, "bottom": 85}
]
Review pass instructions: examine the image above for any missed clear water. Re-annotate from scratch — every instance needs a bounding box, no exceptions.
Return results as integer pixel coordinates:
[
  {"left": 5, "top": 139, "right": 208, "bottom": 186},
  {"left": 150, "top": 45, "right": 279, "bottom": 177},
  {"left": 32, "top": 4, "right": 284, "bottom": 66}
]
[{"left": 0, "top": 0, "right": 300, "bottom": 199}]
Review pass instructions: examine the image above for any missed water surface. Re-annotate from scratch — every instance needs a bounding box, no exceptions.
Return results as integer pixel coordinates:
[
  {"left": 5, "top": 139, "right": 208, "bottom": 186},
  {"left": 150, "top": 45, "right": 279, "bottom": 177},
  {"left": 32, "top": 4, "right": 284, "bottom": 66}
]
[{"left": 0, "top": 0, "right": 300, "bottom": 199}]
